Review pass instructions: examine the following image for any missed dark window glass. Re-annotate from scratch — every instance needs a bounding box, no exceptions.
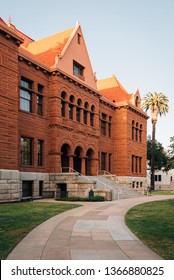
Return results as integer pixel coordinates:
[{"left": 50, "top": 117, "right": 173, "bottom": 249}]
[
  {"left": 76, "top": 107, "right": 81, "bottom": 122},
  {"left": 61, "top": 101, "right": 66, "bottom": 117},
  {"left": 20, "top": 78, "right": 32, "bottom": 112},
  {"left": 90, "top": 113, "right": 94, "bottom": 126},
  {"left": 68, "top": 104, "right": 73, "bottom": 119},
  {"left": 37, "top": 95, "right": 43, "bottom": 115},
  {"left": 101, "top": 152, "right": 106, "bottom": 171},
  {"left": 38, "top": 140, "right": 43, "bottom": 166},
  {"left": 101, "top": 120, "right": 106, "bottom": 135},
  {"left": 22, "top": 181, "right": 33, "bottom": 197},
  {"left": 84, "top": 110, "right": 87, "bottom": 124},
  {"left": 21, "top": 137, "right": 32, "bottom": 165},
  {"left": 73, "top": 61, "right": 85, "bottom": 80}
]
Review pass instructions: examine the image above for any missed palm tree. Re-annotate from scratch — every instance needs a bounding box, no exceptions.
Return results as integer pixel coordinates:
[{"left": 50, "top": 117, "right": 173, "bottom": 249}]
[{"left": 141, "top": 92, "right": 169, "bottom": 190}]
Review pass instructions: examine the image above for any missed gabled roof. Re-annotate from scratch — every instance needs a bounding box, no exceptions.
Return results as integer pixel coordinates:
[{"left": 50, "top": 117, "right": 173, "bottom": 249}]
[
  {"left": 0, "top": 17, "right": 7, "bottom": 25},
  {"left": 97, "top": 75, "right": 132, "bottom": 102},
  {"left": 26, "top": 27, "right": 74, "bottom": 66}
]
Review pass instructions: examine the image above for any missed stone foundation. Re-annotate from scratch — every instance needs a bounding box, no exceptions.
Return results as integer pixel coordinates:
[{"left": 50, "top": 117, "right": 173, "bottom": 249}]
[
  {"left": 0, "top": 171, "right": 146, "bottom": 202},
  {"left": 106, "top": 175, "right": 147, "bottom": 191},
  {"left": 0, "top": 170, "right": 20, "bottom": 202}
]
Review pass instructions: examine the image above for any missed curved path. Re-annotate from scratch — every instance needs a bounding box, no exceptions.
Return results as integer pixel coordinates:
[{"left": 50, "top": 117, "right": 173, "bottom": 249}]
[{"left": 7, "top": 195, "right": 174, "bottom": 260}]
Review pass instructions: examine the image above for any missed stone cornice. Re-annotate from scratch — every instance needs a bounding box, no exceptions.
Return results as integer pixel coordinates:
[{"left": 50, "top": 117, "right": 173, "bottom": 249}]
[{"left": 0, "top": 22, "right": 24, "bottom": 45}]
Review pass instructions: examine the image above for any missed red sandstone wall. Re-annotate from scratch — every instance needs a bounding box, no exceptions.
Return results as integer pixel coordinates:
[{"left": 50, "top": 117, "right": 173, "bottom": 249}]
[
  {"left": 113, "top": 107, "right": 147, "bottom": 177},
  {"left": 0, "top": 33, "right": 19, "bottom": 169}
]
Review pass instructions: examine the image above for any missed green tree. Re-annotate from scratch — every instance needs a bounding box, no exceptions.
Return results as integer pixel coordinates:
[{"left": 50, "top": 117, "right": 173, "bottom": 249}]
[
  {"left": 169, "top": 136, "right": 174, "bottom": 154},
  {"left": 141, "top": 92, "right": 169, "bottom": 189},
  {"left": 147, "top": 136, "right": 174, "bottom": 172}
]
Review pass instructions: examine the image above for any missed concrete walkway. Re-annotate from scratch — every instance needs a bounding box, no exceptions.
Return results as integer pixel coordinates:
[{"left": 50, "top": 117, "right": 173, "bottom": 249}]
[{"left": 7, "top": 195, "right": 174, "bottom": 260}]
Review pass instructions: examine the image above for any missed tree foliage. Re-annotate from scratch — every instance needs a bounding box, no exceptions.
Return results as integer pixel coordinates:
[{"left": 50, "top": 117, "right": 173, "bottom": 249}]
[{"left": 147, "top": 136, "right": 174, "bottom": 172}]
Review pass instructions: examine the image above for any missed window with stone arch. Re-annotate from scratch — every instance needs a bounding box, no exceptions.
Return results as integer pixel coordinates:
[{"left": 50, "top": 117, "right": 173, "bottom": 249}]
[
  {"left": 139, "top": 124, "right": 142, "bottom": 142},
  {"left": 76, "top": 98, "right": 82, "bottom": 122},
  {"left": 136, "top": 122, "right": 139, "bottom": 141},
  {"left": 90, "top": 105, "right": 95, "bottom": 127},
  {"left": 61, "top": 91, "right": 67, "bottom": 117},
  {"left": 132, "top": 120, "right": 135, "bottom": 140},
  {"left": 83, "top": 102, "right": 89, "bottom": 125},
  {"left": 68, "top": 95, "right": 75, "bottom": 120}
]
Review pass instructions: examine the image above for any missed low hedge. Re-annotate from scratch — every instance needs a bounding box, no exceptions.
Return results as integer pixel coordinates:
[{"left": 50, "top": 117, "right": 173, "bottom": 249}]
[{"left": 59, "top": 195, "right": 105, "bottom": 202}]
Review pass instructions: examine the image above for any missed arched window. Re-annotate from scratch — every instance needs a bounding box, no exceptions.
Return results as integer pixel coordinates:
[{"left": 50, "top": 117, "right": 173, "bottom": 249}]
[
  {"left": 91, "top": 105, "right": 95, "bottom": 112},
  {"left": 90, "top": 113, "right": 94, "bottom": 126},
  {"left": 139, "top": 124, "right": 142, "bottom": 142},
  {"left": 136, "top": 122, "right": 139, "bottom": 141},
  {"left": 61, "top": 91, "right": 67, "bottom": 117},
  {"left": 77, "top": 98, "right": 82, "bottom": 106},
  {"left": 69, "top": 95, "right": 75, "bottom": 103},
  {"left": 61, "top": 91, "right": 66, "bottom": 99},
  {"left": 76, "top": 98, "right": 82, "bottom": 122},
  {"left": 132, "top": 120, "right": 135, "bottom": 140},
  {"left": 84, "top": 102, "right": 89, "bottom": 109}
]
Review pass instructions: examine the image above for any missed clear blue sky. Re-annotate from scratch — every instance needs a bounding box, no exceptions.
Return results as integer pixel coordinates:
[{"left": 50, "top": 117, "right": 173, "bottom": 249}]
[{"left": 1, "top": 0, "right": 174, "bottom": 147}]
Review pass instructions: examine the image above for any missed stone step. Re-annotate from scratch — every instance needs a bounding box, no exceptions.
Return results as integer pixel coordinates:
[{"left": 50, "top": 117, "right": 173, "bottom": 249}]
[{"left": 78, "top": 175, "right": 143, "bottom": 200}]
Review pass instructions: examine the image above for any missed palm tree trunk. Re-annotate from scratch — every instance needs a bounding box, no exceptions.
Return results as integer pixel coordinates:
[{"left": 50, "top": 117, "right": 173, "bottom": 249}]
[{"left": 151, "top": 121, "right": 156, "bottom": 190}]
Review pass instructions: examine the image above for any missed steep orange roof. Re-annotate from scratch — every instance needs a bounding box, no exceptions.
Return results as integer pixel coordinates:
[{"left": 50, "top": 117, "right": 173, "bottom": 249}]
[
  {"left": 97, "top": 75, "right": 132, "bottom": 102},
  {"left": 27, "top": 27, "right": 74, "bottom": 66}
]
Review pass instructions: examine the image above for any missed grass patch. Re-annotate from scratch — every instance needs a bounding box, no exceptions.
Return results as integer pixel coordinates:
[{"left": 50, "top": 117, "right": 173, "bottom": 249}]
[
  {"left": 125, "top": 199, "right": 174, "bottom": 259},
  {"left": 152, "top": 190, "right": 174, "bottom": 195},
  {"left": 0, "top": 201, "right": 80, "bottom": 260}
]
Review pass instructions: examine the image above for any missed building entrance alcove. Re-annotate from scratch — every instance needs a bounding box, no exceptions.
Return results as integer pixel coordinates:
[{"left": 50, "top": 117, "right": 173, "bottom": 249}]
[
  {"left": 73, "top": 146, "right": 83, "bottom": 174},
  {"left": 61, "top": 144, "right": 70, "bottom": 172}
]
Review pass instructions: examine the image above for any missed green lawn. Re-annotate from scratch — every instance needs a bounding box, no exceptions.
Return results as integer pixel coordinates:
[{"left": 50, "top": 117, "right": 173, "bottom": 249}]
[
  {"left": 0, "top": 201, "right": 80, "bottom": 260},
  {"left": 125, "top": 199, "right": 174, "bottom": 259},
  {"left": 152, "top": 190, "right": 174, "bottom": 195}
]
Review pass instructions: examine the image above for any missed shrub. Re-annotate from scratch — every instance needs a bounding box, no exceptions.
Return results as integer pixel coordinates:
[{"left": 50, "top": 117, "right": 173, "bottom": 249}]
[{"left": 60, "top": 195, "right": 105, "bottom": 202}]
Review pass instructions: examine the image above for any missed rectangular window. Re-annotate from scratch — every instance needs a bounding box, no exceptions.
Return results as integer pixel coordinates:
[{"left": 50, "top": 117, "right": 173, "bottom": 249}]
[
  {"left": 132, "top": 155, "right": 134, "bottom": 172},
  {"left": 135, "top": 157, "right": 138, "bottom": 173},
  {"left": 20, "top": 78, "right": 32, "bottom": 112},
  {"left": 38, "top": 140, "right": 43, "bottom": 166},
  {"left": 76, "top": 107, "right": 81, "bottom": 122},
  {"left": 84, "top": 110, "right": 87, "bottom": 124},
  {"left": 61, "top": 101, "right": 66, "bottom": 117},
  {"left": 101, "top": 152, "right": 106, "bottom": 171},
  {"left": 108, "top": 116, "right": 112, "bottom": 137},
  {"left": 155, "top": 175, "right": 162, "bottom": 181},
  {"left": 109, "top": 153, "right": 112, "bottom": 172},
  {"left": 101, "top": 113, "right": 107, "bottom": 136},
  {"left": 37, "top": 95, "right": 43, "bottom": 116},
  {"left": 37, "top": 84, "right": 43, "bottom": 116},
  {"left": 90, "top": 113, "right": 94, "bottom": 126},
  {"left": 108, "top": 123, "right": 111, "bottom": 137},
  {"left": 139, "top": 157, "right": 142, "bottom": 173},
  {"left": 68, "top": 104, "right": 73, "bottom": 119},
  {"left": 101, "top": 120, "right": 106, "bottom": 135},
  {"left": 22, "top": 181, "right": 33, "bottom": 197},
  {"left": 20, "top": 89, "right": 31, "bottom": 112},
  {"left": 73, "top": 61, "right": 85, "bottom": 80},
  {"left": 21, "top": 137, "right": 32, "bottom": 165}
]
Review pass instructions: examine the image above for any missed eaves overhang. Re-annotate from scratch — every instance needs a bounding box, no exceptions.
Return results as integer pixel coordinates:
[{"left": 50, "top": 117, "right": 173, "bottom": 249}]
[{"left": 0, "top": 22, "right": 24, "bottom": 45}]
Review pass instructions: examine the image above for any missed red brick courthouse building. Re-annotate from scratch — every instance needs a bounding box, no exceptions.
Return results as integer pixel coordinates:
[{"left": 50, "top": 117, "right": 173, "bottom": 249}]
[{"left": 0, "top": 18, "right": 148, "bottom": 202}]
